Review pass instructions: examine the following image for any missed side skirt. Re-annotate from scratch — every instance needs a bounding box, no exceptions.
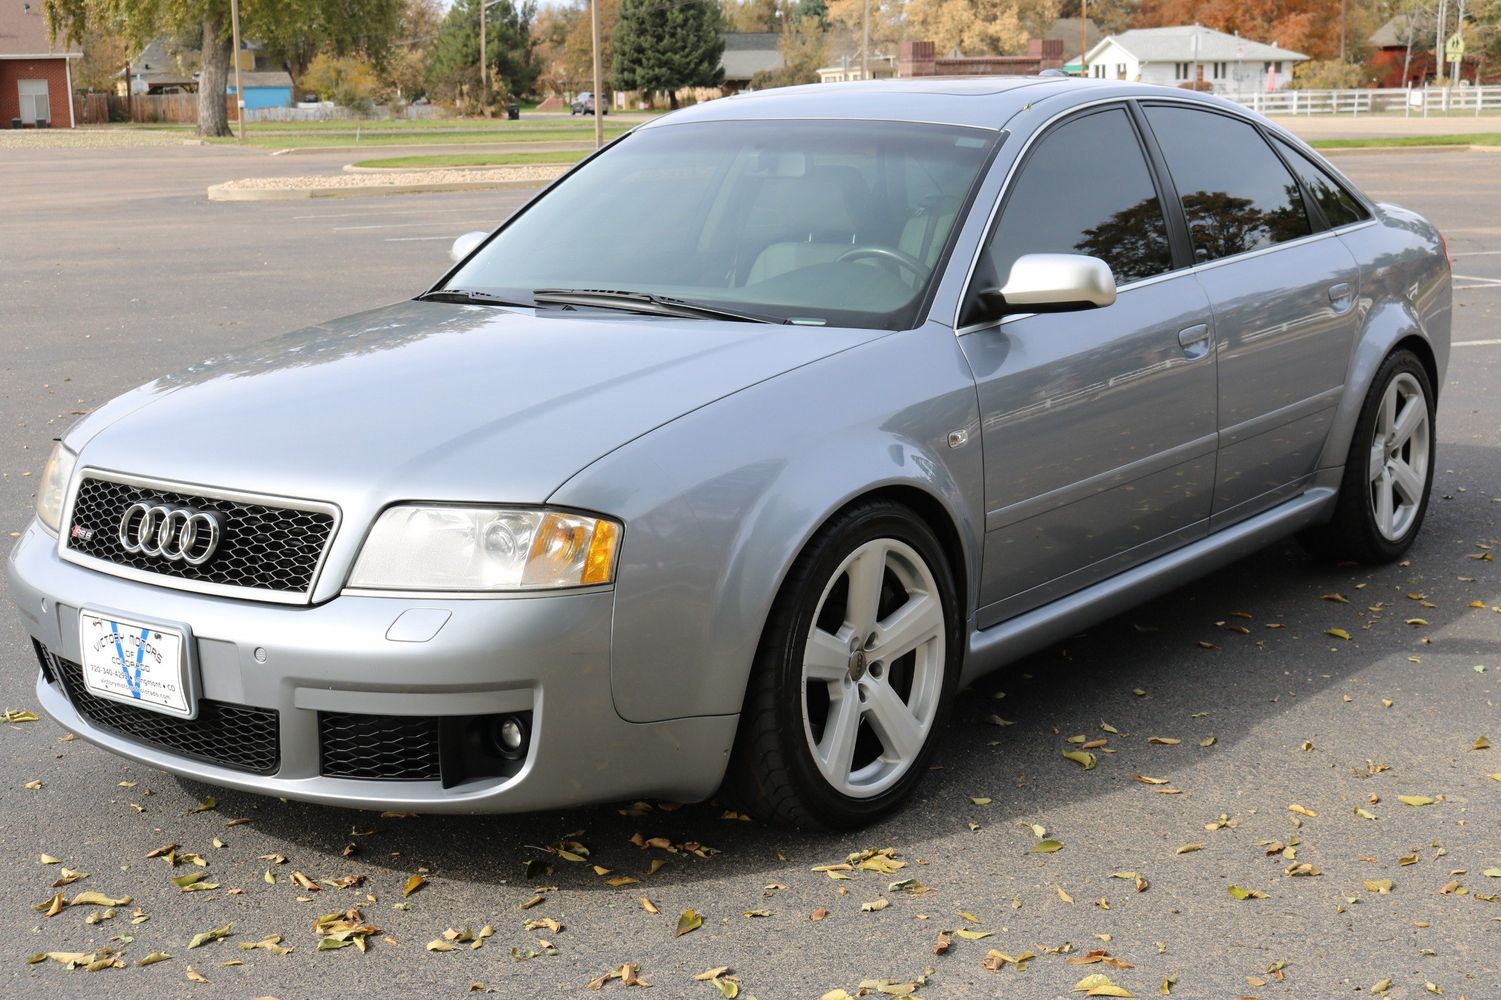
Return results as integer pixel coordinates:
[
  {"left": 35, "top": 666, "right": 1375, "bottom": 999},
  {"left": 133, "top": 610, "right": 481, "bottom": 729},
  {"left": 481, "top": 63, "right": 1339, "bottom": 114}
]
[{"left": 961, "top": 487, "right": 1337, "bottom": 685}]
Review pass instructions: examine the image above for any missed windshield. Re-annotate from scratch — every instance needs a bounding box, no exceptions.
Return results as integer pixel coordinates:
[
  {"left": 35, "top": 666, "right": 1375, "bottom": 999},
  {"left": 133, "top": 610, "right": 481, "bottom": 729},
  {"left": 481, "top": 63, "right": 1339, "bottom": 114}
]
[{"left": 444, "top": 119, "right": 1000, "bottom": 330}]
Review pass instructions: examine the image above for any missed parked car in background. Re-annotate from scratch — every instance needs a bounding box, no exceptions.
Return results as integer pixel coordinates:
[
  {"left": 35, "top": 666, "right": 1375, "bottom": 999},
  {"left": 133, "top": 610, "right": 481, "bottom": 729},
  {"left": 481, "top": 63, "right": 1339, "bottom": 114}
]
[
  {"left": 9, "top": 78, "right": 1449, "bottom": 829},
  {"left": 570, "top": 91, "right": 607, "bottom": 115}
]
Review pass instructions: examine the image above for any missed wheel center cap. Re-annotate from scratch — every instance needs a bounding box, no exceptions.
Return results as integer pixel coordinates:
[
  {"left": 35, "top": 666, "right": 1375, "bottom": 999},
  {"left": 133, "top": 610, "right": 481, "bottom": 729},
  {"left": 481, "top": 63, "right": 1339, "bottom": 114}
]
[{"left": 848, "top": 648, "right": 868, "bottom": 682}]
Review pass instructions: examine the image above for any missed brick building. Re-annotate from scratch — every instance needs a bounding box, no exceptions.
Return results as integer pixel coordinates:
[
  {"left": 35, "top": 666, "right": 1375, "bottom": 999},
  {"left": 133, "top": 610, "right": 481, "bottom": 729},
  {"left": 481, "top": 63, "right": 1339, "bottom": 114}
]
[
  {"left": 898, "top": 38, "right": 1066, "bottom": 78},
  {"left": 1, "top": 1, "right": 81, "bottom": 127}
]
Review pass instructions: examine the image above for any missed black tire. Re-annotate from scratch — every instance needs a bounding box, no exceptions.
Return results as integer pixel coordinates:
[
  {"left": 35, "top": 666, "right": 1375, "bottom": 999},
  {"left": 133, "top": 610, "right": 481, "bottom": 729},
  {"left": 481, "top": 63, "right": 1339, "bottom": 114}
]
[
  {"left": 726, "top": 499, "right": 962, "bottom": 829},
  {"left": 1299, "top": 348, "right": 1436, "bottom": 563}
]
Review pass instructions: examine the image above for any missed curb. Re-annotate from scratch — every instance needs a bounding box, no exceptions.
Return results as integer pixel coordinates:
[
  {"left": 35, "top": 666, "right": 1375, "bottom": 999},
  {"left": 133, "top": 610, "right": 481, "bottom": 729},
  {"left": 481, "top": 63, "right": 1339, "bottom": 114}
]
[
  {"left": 207, "top": 178, "right": 550, "bottom": 201},
  {"left": 276, "top": 139, "right": 597, "bottom": 156},
  {"left": 1319, "top": 143, "right": 1499, "bottom": 156},
  {"left": 340, "top": 161, "right": 576, "bottom": 174}
]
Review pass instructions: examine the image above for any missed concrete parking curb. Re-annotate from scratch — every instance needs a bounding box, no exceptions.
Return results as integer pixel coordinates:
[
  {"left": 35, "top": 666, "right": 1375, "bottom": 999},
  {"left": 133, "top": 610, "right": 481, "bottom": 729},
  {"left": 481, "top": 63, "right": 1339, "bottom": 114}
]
[{"left": 206, "top": 178, "right": 551, "bottom": 201}]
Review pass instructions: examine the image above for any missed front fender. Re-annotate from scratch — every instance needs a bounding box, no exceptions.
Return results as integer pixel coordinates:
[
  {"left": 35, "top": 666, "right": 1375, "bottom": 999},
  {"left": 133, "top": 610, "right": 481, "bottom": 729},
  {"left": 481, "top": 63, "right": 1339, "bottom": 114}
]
[
  {"left": 548, "top": 322, "right": 984, "bottom": 724},
  {"left": 1316, "top": 208, "right": 1452, "bottom": 475}
]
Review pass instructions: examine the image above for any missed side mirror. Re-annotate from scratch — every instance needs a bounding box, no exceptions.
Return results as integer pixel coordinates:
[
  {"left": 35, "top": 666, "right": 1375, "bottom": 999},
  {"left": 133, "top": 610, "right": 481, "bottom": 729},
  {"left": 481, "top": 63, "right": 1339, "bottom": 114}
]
[
  {"left": 449, "top": 230, "right": 488, "bottom": 264},
  {"left": 973, "top": 253, "right": 1117, "bottom": 323}
]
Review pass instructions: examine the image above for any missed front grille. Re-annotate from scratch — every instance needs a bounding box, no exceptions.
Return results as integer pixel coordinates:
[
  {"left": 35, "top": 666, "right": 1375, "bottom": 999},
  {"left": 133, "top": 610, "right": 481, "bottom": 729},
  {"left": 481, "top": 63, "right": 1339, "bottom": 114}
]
[
  {"left": 319, "top": 713, "right": 442, "bottom": 781},
  {"left": 44, "top": 648, "right": 280, "bottom": 775},
  {"left": 64, "top": 475, "right": 335, "bottom": 598}
]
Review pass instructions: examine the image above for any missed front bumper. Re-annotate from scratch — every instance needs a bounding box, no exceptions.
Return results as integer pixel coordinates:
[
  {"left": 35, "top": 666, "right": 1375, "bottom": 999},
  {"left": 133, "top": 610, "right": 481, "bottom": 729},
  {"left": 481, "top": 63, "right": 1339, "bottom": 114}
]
[{"left": 6, "top": 525, "right": 736, "bottom": 813}]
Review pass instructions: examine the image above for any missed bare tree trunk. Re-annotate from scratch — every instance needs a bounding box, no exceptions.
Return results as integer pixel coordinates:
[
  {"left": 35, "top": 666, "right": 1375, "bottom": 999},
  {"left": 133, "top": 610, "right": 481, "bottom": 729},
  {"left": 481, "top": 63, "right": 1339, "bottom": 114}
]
[{"left": 198, "top": 13, "right": 231, "bottom": 138}]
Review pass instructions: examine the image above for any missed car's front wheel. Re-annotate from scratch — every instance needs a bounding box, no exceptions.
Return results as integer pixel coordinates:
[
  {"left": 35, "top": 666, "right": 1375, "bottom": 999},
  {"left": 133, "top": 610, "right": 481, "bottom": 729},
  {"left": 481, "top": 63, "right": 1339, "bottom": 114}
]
[
  {"left": 729, "top": 500, "right": 960, "bottom": 828},
  {"left": 1302, "top": 348, "right": 1436, "bottom": 562}
]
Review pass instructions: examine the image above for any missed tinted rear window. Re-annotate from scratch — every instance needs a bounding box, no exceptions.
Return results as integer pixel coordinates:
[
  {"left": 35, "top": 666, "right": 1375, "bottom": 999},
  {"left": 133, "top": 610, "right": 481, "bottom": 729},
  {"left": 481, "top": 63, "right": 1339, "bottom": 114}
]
[
  {"left": 1144, "top": 106, "right": 1312, "bottom": 262},
  {"left": 1272, "top": 137, "right": 1370, "bottom": 228}
]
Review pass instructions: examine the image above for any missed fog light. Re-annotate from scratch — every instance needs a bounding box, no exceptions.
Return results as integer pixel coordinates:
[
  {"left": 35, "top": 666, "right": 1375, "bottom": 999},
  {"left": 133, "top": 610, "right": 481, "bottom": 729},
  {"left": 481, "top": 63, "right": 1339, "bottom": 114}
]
[{"left": 495, "top": 715, "right": 529, "bottom": 758}]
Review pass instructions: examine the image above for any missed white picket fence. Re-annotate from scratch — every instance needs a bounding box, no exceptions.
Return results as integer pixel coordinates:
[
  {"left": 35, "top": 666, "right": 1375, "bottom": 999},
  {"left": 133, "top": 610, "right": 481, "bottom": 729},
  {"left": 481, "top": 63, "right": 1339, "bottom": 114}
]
[{"left": 1232, "top": 85, "right": 1501, "bottom": 117}]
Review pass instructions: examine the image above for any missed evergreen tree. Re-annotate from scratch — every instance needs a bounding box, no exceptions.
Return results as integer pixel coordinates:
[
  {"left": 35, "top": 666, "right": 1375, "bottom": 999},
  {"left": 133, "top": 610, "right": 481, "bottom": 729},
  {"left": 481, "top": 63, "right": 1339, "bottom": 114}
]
[{"left": 612, "top": 0, "right": 725, "bottom": 108}]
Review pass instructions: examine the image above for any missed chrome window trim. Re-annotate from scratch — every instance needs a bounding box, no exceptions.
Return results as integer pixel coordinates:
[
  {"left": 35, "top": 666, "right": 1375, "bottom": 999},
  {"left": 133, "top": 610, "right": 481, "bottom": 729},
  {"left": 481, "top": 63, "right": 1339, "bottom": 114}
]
[
  {"left": 56, "top": 468, "right": 342, "bottom": 607},
  {"left": 949, "top": 93, "right": 1383, "bottom": 336}
]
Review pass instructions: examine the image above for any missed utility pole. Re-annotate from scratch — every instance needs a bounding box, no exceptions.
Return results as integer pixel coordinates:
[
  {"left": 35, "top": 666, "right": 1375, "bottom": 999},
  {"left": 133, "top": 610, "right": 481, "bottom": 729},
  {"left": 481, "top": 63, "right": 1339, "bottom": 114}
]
[
  {"left": 590, "top": 0, "right": 603, "bottom": 148},
  {"left": 1435, "top": 0, "right": 1447, "bottom": 85},
  {"left": 861, "top": 0, "right": 870, "bottom": 80},
  {"left": 1340, "top": 0, "right": 1347, "bottom": 61},
  {"left": 480, "top": 0, "right": 488, "bottom": 114},
  {"left": 1080, "top": 0, "right": 1088, "bottom": 77},
  {"left": 229, "top": 0, "right": 246, "bottom": 142}
]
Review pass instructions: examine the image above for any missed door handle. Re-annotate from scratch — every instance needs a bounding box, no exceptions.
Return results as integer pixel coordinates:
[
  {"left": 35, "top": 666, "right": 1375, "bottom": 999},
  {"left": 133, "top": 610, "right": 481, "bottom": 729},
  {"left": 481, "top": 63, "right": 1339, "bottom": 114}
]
[
  {"left": 1328, "top": 282, "right": 1354, "bottom": 309},
  {"left": 1177, "top": 323, "right": 1212, "bottom": 359}
]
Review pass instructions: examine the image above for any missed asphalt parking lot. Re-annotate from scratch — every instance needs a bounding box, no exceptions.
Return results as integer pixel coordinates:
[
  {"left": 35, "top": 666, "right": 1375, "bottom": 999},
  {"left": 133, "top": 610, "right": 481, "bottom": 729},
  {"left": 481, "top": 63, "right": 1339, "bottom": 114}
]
[{"left": 1, "top": 142, "right": 1498, "bottom": 1000}]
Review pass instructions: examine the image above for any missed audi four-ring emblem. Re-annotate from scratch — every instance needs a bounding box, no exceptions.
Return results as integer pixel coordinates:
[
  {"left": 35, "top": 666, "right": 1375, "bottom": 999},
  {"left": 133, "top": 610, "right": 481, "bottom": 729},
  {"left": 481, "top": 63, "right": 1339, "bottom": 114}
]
[{"left": 118, "top": 503, "right": 223, "bottom": 565}]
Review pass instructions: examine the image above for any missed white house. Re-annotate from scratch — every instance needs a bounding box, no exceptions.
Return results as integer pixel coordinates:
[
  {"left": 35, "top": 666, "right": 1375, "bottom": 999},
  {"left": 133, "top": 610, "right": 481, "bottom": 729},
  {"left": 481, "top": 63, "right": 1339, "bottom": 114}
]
[{"left": 1084, "top": 26, "right": 1309, "bottom": 94}]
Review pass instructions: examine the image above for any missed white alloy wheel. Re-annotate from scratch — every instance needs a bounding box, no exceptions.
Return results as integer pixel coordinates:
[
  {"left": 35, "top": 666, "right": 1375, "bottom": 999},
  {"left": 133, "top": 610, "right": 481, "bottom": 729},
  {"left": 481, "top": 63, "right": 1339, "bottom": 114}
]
[
  {"left": 1367, "top": 371, "right": 1430, "bottom": 542},
  {"left": 800, "top": 538, "right": 946, "bottom": 799}
]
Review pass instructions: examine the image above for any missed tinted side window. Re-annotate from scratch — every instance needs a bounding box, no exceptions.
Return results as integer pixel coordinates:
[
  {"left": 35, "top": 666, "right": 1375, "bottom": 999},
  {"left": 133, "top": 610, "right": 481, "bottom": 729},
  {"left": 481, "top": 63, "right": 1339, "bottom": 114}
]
[
  {"left": 984, "top": 108, "right": 1172, "bottom": 289},
  {"left": 1144, "top": 106, "right": 1312, "bottom": 262},
  {"left": 1272, "top": 137, "right": 1370, "bottom": 228}
]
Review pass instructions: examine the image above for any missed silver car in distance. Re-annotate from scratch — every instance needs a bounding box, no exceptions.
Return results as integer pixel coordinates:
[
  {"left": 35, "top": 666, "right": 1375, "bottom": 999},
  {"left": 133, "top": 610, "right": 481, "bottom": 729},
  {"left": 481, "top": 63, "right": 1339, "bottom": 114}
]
[{"left": 9, "top": 78, "right": 1450, "bottom": 829}]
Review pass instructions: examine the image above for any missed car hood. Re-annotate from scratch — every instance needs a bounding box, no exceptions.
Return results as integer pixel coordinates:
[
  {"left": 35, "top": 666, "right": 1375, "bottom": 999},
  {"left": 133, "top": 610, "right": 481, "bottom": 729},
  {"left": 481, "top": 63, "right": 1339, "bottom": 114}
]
[{"left": 71, "top": 300, "right": 882, "bottom": 508}]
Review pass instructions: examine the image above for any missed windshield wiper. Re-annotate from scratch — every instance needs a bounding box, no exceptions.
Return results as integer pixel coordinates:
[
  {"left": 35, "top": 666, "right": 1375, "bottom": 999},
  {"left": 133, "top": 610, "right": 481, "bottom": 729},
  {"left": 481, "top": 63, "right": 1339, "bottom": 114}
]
[
  {"left": 532, "top": 288, "right": 781, "bottom": 324},
  {"left": 416, "top": 289, "right": 530, "bottom": 307}
]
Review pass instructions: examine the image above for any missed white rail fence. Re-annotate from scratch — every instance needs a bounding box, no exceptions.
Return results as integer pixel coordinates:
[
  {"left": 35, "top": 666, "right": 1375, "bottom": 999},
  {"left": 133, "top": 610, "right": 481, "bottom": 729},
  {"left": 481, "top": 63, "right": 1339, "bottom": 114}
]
[
  {"left": 244, "top": 103, "right": 448, "bottom": 124},
  {"left": 1232, "top": 86, "right": 1501, "bottom": 117}
]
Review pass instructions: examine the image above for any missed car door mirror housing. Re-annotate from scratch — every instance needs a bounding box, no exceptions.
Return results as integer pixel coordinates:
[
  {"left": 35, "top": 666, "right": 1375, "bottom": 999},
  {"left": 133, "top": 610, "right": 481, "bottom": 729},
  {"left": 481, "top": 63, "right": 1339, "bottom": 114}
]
[
  {"left": 450, "top": 231, "right": 489, "bottom": 264},
  {"left": 974, "top": 253, "right": 1118, "bottom": 323}
]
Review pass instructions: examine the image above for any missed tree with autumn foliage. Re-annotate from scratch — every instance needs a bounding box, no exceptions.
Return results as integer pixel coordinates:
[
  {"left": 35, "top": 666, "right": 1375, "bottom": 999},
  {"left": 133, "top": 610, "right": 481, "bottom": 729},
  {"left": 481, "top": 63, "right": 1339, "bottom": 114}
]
[
  {"left": 902, "top": 0, "right": 1062, "bottom": 56},
  {"left": 1137, "top": 0, "right": 1347, "bottom": 61},
  {"left": 535, "top": 0, "right": 620, "bottom": 97}
]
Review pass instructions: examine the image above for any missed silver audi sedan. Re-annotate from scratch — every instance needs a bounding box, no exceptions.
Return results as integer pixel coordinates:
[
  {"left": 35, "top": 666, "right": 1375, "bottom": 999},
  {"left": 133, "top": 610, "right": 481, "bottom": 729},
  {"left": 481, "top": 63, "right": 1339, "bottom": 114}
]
[{"left": 9, "top": 78, "right": 1450, "bottom": 829}]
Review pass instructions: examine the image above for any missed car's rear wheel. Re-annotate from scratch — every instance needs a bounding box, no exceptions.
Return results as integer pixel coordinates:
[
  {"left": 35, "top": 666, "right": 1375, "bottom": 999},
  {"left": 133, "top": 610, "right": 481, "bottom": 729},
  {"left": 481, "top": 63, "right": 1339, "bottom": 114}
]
[
  {"left": 728, "top": 500, "right": 960, "bottom": 828},
  {"left": 1301, "top": 349, "right": 1435, "bottom": 563}
]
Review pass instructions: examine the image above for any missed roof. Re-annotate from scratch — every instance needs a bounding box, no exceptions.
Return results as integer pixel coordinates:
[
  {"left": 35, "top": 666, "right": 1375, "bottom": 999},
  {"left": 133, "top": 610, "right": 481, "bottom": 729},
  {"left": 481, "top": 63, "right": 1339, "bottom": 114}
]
[
  {"left": 720, "top": 31, "right": 782, "bottom": 82},
  {"left": 1370, "top": 13, "right": 1435, "bottom": 48},
  {"left": 126, "top": 37, "right": 196, "bottom": 84},
  {"left": 1088, "top": 26, "right": 1308, "bottom": 65},
  {"left": 0, "top": 1, "right": 81, "bottom": 57},
  {"left": 229, "top": 70, "right": 293, "bottom": 89}
]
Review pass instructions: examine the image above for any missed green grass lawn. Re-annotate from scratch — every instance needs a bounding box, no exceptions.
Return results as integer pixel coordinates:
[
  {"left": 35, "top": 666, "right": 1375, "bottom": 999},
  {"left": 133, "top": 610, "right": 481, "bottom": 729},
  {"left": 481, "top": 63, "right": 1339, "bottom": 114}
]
[
  {"left": 351, "top": 150, "right": 590, "bottom": 169},
  {"left": 1311, "top": 132, "right": 1501, "bottom": 149}
]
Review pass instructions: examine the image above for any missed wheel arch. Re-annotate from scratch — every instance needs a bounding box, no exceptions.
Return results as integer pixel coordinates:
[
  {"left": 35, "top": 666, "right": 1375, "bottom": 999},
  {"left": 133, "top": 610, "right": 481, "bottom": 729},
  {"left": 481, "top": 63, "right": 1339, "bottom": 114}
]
[{"left": 1316, "top": 297, "right": 1446, "bottom": 476}]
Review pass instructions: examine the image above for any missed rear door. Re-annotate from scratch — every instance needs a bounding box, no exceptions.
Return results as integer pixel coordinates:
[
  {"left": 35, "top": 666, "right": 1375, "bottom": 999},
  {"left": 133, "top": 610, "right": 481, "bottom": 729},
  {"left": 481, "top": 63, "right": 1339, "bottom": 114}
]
[
  {"left": 1140, "top": 104, "right": 1362, "bottom": 526},
  {"left": 958, "top": 105, "right": 1218, "bottom": 626}
]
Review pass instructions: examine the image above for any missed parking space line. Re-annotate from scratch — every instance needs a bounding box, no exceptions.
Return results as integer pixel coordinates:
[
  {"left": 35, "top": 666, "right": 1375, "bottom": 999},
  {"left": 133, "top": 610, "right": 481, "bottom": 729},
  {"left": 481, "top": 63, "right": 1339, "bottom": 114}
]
[
  {"left": 1450, "top": 250, "right": 1501, "bottom": 257},
  {"left": 1453, "top": 338, "right": 1501, "bottom": 347},
  {"left": 385, "top": 236, "right": 454, "bottom": 242},
  {"left": 294, "top": 207, "right": 493, "bottom": 221},
  {"left": 333, "top": 221, "right": 479, "bottom": 231}
]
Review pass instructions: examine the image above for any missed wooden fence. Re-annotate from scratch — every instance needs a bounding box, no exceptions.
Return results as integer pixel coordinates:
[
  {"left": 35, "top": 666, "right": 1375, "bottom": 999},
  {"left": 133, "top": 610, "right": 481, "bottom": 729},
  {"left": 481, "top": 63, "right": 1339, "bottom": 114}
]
[{"left": 72, "top": 92, "right": 240, "bottom": 125}]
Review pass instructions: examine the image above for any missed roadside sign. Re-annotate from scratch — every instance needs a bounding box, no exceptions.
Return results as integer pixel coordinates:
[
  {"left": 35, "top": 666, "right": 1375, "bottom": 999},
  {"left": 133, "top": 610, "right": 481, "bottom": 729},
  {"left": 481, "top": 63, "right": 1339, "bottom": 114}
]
[{"left": 1445, "top": 33, "right": 1465, "bottom": 61}]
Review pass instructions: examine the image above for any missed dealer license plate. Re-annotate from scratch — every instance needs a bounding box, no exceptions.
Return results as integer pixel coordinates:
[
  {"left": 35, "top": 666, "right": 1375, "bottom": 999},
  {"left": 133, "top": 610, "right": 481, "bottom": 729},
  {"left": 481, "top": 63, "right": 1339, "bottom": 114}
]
[{"left": 78, "top": 610, "right": 194, "bottom": 718}]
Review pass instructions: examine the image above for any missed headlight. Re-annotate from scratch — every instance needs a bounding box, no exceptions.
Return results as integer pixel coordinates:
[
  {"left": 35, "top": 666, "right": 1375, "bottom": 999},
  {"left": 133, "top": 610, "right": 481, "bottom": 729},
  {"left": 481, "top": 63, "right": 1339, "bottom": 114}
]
[
  {"left": 35, "top": 443, "right": 77, "bottom": 535},
  {"left": 348, "top": 506, "right": 621, "bottom": 592}
]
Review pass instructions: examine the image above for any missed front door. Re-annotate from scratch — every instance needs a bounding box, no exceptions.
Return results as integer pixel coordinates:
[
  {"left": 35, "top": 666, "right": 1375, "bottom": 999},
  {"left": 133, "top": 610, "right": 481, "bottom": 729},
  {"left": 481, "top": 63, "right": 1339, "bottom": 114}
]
[
  {"left": 958, "top": 105, "right": 1219, "bottom": 627},
  {"left": 18, "top": 79, "right": 49, "bottom": 125}
]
